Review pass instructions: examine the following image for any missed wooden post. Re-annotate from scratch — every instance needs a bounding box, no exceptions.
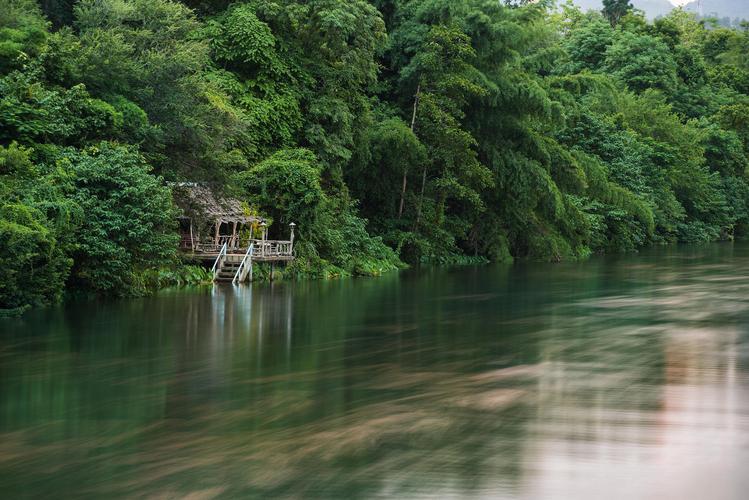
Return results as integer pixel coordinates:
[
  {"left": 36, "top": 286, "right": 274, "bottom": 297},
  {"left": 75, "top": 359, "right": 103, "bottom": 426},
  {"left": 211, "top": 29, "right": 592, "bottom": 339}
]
[
  {"left": 289, "top": 222, "right": 296, "bottom": 257},
  {"left": 230, "top": 221, "right": 237, "bottom": 251},
  {"left": 214, "top": 220, "right": 221, "bottom": 246},
  {"left": 189, "top": 220, "right": 195, "bottom": 251},
  {"left": 261, "top": 222, "right": 267, "bottom": 258}
]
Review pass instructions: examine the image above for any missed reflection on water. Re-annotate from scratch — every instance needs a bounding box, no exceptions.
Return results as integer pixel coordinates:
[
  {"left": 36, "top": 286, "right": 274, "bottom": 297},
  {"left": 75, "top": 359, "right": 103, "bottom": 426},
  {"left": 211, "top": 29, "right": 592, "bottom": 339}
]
[{"left": 1, "top": 244, "right": 749, "bottom": 499}]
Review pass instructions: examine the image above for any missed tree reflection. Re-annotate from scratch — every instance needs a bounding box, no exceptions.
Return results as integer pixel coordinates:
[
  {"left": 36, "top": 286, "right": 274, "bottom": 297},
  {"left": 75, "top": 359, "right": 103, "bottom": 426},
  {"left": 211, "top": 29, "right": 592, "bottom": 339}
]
[{"left": 1, "top": 244, "right": 748, "bottom": 498}]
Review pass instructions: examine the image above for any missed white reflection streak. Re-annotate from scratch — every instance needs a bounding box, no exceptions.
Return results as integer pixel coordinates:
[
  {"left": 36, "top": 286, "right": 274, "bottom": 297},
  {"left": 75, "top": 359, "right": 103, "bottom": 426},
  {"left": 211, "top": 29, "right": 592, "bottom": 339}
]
[{"left": 519, "top": 325, "right": 749, "bottom": 500}]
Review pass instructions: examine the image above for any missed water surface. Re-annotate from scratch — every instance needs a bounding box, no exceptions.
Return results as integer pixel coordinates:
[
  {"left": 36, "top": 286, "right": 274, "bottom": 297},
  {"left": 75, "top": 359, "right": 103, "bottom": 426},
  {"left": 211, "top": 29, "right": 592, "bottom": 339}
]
[{"left": 2, "top": 244, "right": 748, "bottom": 499}]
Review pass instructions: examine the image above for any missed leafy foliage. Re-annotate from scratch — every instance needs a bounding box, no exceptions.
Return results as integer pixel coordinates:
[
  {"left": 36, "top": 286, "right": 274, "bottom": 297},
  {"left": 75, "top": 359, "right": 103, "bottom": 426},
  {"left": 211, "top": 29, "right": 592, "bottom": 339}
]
[
  {"left": 602, "top": 0, "right": 632, "bottom": 27},
  {"left": 0, "top": 142, "right": 74, "bottom": 313},
  {"left": 59, "top": 143, "right": 178, "bottom": 294},
  {"left": 235, "top": 148, "right": 401, "bottom": 276}
]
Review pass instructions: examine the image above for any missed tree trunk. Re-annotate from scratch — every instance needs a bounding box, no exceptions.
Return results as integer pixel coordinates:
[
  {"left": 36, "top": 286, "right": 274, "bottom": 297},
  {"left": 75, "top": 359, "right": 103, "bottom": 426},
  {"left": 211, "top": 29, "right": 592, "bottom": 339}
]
[
  {"left": 398, "top": 174, "right": 408, "bottom": 219},
  {"left": 399, "top": 83, "right": 420, "bottom": 219},
  {"left": 414, "top": 165, "right": 427, "bottom": 231}
]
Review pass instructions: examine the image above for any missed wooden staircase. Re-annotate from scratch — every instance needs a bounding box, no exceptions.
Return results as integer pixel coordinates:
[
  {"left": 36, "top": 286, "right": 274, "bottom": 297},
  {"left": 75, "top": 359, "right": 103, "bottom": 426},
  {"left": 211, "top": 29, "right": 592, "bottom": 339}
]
[
  {"left": 214, "top": 256, "right": 242, "bottom": 282},
  {"left": 210, "top": 243, "right": 255, "bottom": 284}
]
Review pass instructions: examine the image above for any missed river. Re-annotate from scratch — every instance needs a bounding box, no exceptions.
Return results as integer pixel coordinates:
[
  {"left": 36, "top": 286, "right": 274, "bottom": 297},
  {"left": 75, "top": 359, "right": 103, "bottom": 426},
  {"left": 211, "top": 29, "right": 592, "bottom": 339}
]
[{"left": 1, "top": 243, "right": 748, "bottom": 499}]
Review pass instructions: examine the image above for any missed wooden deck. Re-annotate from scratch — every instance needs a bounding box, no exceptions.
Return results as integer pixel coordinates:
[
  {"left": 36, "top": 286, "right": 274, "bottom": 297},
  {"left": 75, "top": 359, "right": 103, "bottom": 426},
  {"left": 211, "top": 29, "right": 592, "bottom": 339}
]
[
  {"left": 195, "top": 253, "right": 295, "bottom": 263},
  {"left": 188, "top": 239, "right": 295, "bottom": 264}
]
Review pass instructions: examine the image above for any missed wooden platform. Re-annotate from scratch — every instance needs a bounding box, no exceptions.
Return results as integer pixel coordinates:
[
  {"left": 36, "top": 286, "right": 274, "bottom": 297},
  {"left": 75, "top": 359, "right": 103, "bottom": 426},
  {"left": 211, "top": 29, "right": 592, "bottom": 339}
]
[
  {"left": 186, "top": 239, "right": 294, "bottom": 263},
  {"left": 193, "top": 253, "right": 294, "bottom": 263},
  {"left": 186, "top": 239, "right": 295, "bottom": 283}
]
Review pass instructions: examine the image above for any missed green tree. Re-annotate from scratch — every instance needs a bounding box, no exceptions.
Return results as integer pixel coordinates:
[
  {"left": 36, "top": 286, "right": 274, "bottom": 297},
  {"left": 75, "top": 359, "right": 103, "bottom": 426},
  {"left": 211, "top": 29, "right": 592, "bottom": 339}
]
[
  {"left": 406, "top": 25, "right": 491, "bottom": 232},
  {"left": 235, "top": 148, "right": 400, "bottom": 276},
  {"left": 348, "top": 116, "right": 426, "bottom": 227},
  {"left": 0, "top": 0, "right": 47, "bottom": 74},
  {"left": 0, "top": 72, "right": 122, "bottom": 146},
  {"left": 59, "top": 143, "right": 178, "bottom": 294},
  {"left": 0, "top": 203, "right": 70, "bottom": 314},
  {"left": 247, "top": 0, "right": 387, "bottom": 189},
  {"left": 603, "top": 31, "right": 678, "bottom": 94},
  {"left": 602, "top": 0, "right": 632, "bottom": 28},
  {"left": 203, "top": 3, "right": 303, "bottom": 163},
  {"left": 73, "top": 0, "right": 242, "bottom": 180},
  {"left": 562, "top": 16, "right": 614, "bottom": 73},
  {"left": 0, "top": 143, "right": 74, "bottom": 314}
]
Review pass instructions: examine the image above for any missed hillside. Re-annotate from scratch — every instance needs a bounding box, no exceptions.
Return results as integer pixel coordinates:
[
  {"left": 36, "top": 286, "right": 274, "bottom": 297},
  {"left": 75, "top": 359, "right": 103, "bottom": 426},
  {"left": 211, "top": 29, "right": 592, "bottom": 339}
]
[
  {"left": 571, "top": 0, "right": 677, "bottom": 18},
  {"left": 684, "top": 0, "right": 749, "bottom": 20}
]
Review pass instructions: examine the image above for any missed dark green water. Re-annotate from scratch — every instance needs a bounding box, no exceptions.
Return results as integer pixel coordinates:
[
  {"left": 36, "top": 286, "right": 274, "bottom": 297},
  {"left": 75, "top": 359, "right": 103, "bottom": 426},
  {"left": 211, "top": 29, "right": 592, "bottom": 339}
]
[{"left": 2, "top": 244, "right": 749, "bottom": 499}]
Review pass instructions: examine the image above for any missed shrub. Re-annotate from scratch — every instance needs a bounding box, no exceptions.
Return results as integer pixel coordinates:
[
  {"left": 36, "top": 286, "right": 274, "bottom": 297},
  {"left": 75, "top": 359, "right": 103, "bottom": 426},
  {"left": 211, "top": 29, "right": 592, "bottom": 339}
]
[
  {"left": 0, "top": 203, "right": 70, "bottom": 314},
  {"left": 60, "top": 143, "right": 178, "bottom": 294}
]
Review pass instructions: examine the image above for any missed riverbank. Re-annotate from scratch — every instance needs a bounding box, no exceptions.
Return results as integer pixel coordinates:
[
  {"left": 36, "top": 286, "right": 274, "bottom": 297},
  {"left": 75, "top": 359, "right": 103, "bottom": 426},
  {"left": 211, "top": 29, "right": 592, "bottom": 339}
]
[{"left": 5, "top": 239, "right": 743, "bottom": 319}]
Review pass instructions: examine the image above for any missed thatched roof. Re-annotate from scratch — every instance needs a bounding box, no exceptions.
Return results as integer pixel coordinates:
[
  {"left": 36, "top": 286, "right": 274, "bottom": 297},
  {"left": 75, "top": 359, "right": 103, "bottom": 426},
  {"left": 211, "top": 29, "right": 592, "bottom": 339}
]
[{"left": 171, "top": 183, "right": 260, "bottom": 225}]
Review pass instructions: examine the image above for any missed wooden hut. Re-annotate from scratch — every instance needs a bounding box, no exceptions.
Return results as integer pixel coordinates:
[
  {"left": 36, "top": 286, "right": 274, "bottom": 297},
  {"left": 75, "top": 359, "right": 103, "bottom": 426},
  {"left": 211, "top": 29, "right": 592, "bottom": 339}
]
[
  {"left": 172, "top": 183, "right": 261, "bottom": 254},
  {"left": 172, "top": 183, "right": 295, "bottom": 282}
]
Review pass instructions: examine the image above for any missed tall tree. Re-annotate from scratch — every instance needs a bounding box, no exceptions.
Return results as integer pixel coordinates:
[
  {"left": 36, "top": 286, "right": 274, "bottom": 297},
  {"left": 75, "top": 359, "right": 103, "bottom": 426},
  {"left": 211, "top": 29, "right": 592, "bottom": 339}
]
[{"left": 602, "top": 0, "right": 633, "bottom": 27}]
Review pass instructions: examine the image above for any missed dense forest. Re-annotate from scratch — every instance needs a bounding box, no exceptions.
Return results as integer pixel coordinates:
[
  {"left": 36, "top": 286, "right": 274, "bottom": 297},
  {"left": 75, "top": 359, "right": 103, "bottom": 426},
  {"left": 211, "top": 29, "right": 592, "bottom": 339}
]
[{"left": 2, "top": 0, "right": 749, "bottom": 314}]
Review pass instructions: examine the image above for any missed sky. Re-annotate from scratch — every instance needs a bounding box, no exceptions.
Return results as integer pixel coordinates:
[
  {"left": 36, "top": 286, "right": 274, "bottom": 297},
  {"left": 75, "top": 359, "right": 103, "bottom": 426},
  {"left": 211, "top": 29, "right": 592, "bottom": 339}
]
[{"left": 668, "top": 0, "right": 691, "bottom": 5}]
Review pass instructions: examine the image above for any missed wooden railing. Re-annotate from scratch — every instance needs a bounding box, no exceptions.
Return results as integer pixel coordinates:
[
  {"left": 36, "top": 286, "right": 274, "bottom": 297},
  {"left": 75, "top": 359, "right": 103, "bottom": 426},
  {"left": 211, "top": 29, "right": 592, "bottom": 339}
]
[
  {"left": 210, "top": 242, "right": 228, "bottom": 281},
  {"left": 179, "top": 235, "right": 193, "bottom": 250},
  {"left": 196, "top": 236, "right": 240, "bottom": 254},
  {"left": 250, "top": 239, "right": 293, "bottom": 258},
  {"left": 233, "top": 244, "right": 254, "bottom": 284},
  {"left": 194, "top": 238, "right": 293, "bottom": 258}
]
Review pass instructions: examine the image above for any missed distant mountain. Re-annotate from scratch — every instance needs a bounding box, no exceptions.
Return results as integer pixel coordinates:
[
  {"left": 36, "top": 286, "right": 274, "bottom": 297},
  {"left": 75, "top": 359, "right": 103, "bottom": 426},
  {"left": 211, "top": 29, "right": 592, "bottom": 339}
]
[
  {"left": 570, "top": 0, "right": 677, "bottom": 19},
  {"left": 683, "top": 0, "right": 749, "bottom": 21},
  {"left": 570, "top": 0, "right": 749, "bottom": 21}
]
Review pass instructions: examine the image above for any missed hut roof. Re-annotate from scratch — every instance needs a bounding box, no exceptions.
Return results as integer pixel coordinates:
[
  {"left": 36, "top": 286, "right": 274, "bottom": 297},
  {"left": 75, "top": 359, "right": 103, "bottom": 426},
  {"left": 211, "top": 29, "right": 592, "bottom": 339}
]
[{"left": 171, "top": 183, "right": 260, "bottom": 225}]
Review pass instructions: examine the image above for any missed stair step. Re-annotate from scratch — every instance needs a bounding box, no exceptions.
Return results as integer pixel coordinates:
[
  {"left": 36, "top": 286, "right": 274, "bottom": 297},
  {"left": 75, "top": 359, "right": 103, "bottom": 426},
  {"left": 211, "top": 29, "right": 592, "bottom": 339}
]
[{"left": 212, "top": 258, "right": 250, "bottom": 282}]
